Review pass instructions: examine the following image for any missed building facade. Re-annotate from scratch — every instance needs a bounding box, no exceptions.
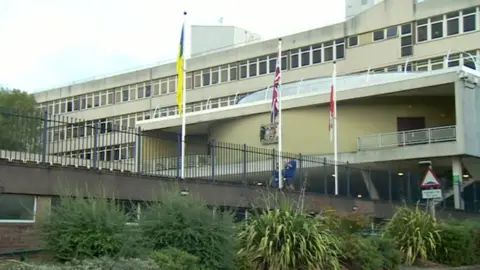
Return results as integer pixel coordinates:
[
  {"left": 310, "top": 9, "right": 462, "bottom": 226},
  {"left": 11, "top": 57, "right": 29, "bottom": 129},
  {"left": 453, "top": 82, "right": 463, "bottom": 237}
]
[{"left": 33, "top": 0, "right": 480, "bottom": 164}]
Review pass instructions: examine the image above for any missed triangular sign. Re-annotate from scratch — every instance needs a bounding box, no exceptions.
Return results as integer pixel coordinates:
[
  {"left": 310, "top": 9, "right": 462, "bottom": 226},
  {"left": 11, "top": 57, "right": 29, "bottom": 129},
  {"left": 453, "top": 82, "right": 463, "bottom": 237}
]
[{"left": 420, "top": 168, "right": 440, "bottom": 188}]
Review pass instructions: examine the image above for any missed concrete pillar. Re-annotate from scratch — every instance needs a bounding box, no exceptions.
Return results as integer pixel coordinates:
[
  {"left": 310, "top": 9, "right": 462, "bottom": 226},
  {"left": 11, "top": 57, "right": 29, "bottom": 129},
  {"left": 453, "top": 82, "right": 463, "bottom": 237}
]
[
  {"left": 452, "top": 157, "right": 464, "bottom": 210},
  {"left": 361, "top": 170, "right": 379, "bottom": 200}
]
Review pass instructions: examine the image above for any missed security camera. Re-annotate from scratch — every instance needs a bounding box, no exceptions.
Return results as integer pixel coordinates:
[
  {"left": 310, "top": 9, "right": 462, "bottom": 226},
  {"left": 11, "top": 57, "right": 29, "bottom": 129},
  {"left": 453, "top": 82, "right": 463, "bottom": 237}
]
[{"left": 457, "top": 70, "right": 468, "bottom": 79}]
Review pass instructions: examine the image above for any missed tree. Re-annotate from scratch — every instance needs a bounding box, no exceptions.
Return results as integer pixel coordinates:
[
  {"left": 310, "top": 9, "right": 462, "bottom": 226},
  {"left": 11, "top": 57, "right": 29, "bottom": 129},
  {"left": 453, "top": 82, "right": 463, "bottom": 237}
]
[{"left": 0, "top": 87, "right": 42, "bottom": 152}]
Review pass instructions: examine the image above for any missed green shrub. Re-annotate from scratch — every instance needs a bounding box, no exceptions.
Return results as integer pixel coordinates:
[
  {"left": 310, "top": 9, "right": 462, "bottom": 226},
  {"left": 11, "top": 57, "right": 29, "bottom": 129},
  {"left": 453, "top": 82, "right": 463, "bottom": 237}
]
[
  {"left": 150, "top": 248, "right": 198, "bottom": 270},
  {"left": 383, "top": 205, "right": 441, "bottom": 265},
  {"left": 366, "top": 236, "right": 403, "bottom": 270},
  {"left": 139, "top": 192, "right": 236, "bottom": 270},
  {"left": 237, "top": 198, "right": 342, "bottom": 270},
  {"left": 38, "top": 196, "right": 137, "bottom": 262},
  {"left": 339, "top": 234, "right": 383, "bottom": 270},
  {"left": 434, "top": 220, "right": 480, "bottom": 266}
]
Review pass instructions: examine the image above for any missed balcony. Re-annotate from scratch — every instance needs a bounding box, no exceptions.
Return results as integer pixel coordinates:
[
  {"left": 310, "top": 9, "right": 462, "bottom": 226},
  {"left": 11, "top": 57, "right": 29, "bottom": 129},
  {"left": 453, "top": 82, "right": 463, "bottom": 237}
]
[{"left": 357, "top": 125, "right": 457, "bottom": 151}]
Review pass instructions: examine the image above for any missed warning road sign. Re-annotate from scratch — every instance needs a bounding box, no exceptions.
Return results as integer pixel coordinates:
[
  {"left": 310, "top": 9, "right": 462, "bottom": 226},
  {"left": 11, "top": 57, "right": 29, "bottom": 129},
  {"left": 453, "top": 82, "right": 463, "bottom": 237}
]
[{"left": 420, "top": 167, "right": 440, "bottom": 188}]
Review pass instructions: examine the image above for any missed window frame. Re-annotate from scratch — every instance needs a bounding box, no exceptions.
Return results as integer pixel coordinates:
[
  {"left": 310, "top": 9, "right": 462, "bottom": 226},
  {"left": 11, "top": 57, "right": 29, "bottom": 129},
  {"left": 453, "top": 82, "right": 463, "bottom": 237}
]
[{"left": 0, "top": 194, "right": 37, "bottom": 223}]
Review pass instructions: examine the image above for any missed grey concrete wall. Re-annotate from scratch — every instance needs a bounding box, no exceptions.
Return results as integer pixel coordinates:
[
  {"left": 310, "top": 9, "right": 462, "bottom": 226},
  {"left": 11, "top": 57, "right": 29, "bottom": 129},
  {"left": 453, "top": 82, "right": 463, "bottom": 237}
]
[{"left": 0, "top": 161, "right": 478, "bottom": 220}]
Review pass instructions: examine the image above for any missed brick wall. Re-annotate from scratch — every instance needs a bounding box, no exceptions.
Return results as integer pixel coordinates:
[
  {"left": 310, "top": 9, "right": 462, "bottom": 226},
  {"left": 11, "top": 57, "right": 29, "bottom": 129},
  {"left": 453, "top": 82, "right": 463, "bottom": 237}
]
[{"left": 0, "top": 223, "right": 40, "bottom": 253}]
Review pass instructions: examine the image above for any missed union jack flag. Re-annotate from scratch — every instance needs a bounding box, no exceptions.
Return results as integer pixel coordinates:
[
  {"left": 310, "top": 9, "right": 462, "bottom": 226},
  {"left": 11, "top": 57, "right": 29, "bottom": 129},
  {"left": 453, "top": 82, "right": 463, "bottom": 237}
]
[{"left": 271, "top": 46, "right": 281, "bottom": 123}]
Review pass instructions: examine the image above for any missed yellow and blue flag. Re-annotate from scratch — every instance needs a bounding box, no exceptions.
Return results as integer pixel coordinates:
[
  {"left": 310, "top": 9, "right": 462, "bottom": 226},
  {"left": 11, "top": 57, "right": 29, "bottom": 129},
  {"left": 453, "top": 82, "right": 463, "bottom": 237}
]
[{"left": 176, "top": 23, "right": 185, "bottom": 114}]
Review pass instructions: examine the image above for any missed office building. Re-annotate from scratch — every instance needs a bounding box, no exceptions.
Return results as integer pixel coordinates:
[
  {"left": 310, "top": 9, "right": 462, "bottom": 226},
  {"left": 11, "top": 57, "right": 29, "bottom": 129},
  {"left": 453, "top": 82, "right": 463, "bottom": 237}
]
[{"left": 32, "top": 0, "right": 480, "bottom": 209}]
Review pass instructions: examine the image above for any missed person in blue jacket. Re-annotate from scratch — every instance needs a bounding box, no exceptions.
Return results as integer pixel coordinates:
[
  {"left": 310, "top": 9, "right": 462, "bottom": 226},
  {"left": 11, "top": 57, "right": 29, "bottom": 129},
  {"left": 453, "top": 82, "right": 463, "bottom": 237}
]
[
  {"left": 271, "top": 165, "right": 280, "bottom": 188},
  {"left": 283, "top": 158, "right": 297, "bottom": 191}
]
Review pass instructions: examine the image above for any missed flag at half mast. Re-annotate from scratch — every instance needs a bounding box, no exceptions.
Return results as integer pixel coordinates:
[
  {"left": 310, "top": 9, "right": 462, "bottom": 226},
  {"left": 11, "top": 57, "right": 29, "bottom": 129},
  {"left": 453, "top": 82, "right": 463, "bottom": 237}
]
[
  {"left": 176, "top": 22, "right": 185, "bottom": 114},
  {"left": 270, "top": 46, "right": 281, "bottom": 123}
]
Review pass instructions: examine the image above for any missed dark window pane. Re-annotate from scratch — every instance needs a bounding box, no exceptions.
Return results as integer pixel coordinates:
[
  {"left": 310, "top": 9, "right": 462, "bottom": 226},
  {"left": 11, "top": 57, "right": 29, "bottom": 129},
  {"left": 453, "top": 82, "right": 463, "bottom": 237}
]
[
  {"left": 269, "top": 58, "right": 276, "bottom": 73},
  {"left": 431, "top": 22, "right": 443, "bottom": 39},
  {"left": 348, "top": 36, "right": 358, "bottom": 46},
  {"left": 202, "top": 71, "right": 210, "bottom": 86},
  {"left": 463, "top": 15, "right": 476, "bottom": 32},
  {"left": 447, "top": 18, "right": 459, "bottom": 35},
  {"left": 301, "top": 51, "right": 310, "bottom": 66},
  {"left": 259, "top": 61, "right": 267, "bottom": 75},
  {"left": 281, "top": 57, "right": 287, "bottom": 71},
  {"left": 0, "top": 194, "right": 35, "bottom": 220},
  {"left": 324, "top": 47, "right": 333, "bottom": 61},
  {"left": 291, "top": 54, "right": 299, "bottom": 68},
  {"left": 373, "top": 30, "right": 384, "bottom": 41},
  {"left": 230, "top": 67, "right": 237, "bottom": 80},
  {"left": 249, "top": 63, "right": 257, "bottom": 77},
  {"left": 335, "top": 44, "right": 345, "bottom": 59},
  {"left": 401, "top": 24, "right": 411, "bottom": 35},
  {"left": 401, "top": 36, "right": 412, "bottom": 46},
  {"left": 401, "top": 46, "right": 413, "bottom": 57},
  {"left": 240, "top": 65, "right": 247, "bottom": 79},
  {"left": 386, "top": 26, "right": 398, "bottom": 37},
  {"left": 312, "top": 50, "right": 322, "bottom": 64},
  {"left": 417, "top": 25, "right": 427, "bottom": 42}
]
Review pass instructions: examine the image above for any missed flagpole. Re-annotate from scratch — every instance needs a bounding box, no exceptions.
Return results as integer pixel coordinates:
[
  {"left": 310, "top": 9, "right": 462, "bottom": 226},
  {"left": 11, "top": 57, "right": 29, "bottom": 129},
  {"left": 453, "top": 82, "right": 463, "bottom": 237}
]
[
  {"left": 277, "top": 38, "right": 283, "bottom": 190},
  {"left": 180, "top": 11, "right": 187, "bottom": 179},
  {"left": 333, "top": 61, "right": 338, "bottom": 195}
]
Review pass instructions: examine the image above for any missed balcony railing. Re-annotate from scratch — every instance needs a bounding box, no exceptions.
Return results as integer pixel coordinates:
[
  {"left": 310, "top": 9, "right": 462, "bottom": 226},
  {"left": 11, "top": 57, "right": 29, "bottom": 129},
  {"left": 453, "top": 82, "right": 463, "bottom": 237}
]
[{"left": 357, "top": 125, "right": 457, "bottom": 151}]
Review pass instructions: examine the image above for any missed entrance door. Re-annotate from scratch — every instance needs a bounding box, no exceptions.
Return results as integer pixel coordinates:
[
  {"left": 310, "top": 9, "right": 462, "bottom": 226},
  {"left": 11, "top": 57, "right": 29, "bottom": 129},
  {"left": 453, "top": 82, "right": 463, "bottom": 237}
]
[{"left": 396, "top": 117, "right": 426, "bottom": 146}]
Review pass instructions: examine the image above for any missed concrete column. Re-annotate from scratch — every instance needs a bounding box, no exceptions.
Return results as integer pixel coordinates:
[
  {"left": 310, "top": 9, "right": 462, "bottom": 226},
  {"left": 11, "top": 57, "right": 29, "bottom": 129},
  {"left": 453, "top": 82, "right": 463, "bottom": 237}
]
[
  {"left": 452, "top": 157, "right": 464, "bottom": 210},
  {"left": 361, "top": 170, "right": 379, "bottom": 200},
  {"left": 454, "top": 79, "right": 465, "bottom": 152}
]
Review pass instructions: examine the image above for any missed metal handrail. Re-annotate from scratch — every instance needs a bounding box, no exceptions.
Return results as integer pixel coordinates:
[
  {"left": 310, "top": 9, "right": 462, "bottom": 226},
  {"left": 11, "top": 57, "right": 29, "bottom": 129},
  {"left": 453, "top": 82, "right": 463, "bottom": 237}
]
[{"left": 357, "top": 125, "right": 457, "bottom": 151}]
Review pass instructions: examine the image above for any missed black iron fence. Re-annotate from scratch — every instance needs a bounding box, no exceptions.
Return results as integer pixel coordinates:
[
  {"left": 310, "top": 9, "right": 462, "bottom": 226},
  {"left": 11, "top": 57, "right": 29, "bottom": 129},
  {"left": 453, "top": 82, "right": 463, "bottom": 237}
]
[{"left": 0, "top": 108, "right": 479, "bottom": 212}]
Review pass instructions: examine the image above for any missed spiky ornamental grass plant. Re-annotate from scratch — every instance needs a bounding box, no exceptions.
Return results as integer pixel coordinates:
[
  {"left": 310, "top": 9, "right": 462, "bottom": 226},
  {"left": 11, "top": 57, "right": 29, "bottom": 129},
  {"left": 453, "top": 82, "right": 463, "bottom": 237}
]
[
  {"left": 237, "top": 195, "right": 342, "bottom": 270},
  {"left": 139, "top": 191, "right": 236, "bottom": 270},
  {"left": 383, "top": 204, "right": 441, "bottom": 265}
]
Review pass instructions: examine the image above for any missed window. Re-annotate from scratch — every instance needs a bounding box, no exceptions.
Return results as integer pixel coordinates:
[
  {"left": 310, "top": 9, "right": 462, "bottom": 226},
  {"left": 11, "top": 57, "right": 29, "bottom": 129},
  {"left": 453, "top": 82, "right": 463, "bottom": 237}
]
[
  {"left": 335, "top": 39, "right": 345, "bottom": 60},
  {"left": 463, "top": 8, "right": 477, "bottom": 32},
  {"left": 145, "top": 84, "right": 151, "bottom": 97},
  {"left": 401, "top": 24, "right": 411, "bottom": 35},
  {"left": 312, "top": 44, "right": 321, "bottom": 63},
  {"left": 239, "top": 61, "right": 247, "bottom": 79},
  {"left": 185, "top": 74, "right": 192, "bottom": 90},
  {"left": 153, "top": 81, "right": 160, "bottom": 96},
  {"left": 211, "top": 67, "right": 219, "bottom": 84},
  {"left": 348, "top": 36, "right": 358, "bottom": 47},
  {"left": 248, "top": 58, "right": 257, "bottom": 77},
  {"left": 220, "top": 65, "right": 229, "bottom": 82},
  {"left": 258, "top": 56, "right": 267, "bottom": 75},
  {"left": 202, "top": 69, "right": 210, "bottom": 86},
  {"left": 430, "top": 16, "right": 443, "bottom": 39},
  {"left": 447, "top": 12, "right": 460, "bottom": 36},
  {"left": 373, "top": 30, "right": 384, "bottom": 41},
  {"left": 230, "top": 64, "right": 238, "bottom": 80},
  {"left": 416, "top": 19, "right": 428, "bottom": 42},
  {"left": 386, "top": 26, "right": 398, "bottom": 38},
  {"left": 193, "top": 72, "right": 201, "bottom": 88},
  {"left": 0, "top": 194, "right": 36, "bottom": 222},
  {"left": 300, "top": 46, "right": 310, "bottom": 66},
  {"left": 290, "top": 49, "right": 299, "bottom": 68},
  {"left": 168, "top": 77, "right": 176, "bottom": 93},
  {"left": 324, "top": 41, "right": 334, "bottom": 62},
  {"left": 122, "top": 87, "right": 129, "bottom": 101}
]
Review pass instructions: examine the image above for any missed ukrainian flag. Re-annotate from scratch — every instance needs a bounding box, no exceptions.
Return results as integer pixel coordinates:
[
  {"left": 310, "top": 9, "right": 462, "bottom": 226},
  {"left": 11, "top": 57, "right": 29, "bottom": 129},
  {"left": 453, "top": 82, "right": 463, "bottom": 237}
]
[{"left": 176, "top": 23, "right": 185, "bottom": 114}]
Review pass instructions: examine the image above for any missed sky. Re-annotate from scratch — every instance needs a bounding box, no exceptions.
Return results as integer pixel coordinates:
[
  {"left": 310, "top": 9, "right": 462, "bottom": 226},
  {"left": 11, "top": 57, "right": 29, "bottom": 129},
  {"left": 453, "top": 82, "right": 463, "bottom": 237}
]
[{"left": 0, "top": 0, "right": 344, "bottom": 92}]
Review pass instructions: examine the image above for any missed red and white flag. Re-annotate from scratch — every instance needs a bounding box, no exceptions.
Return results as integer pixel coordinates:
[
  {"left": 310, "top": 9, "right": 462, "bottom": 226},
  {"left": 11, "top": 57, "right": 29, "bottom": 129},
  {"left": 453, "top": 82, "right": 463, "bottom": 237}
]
[
  {"left": 329, "top": 62, "right": 337, "bottom": 143},
  {"left": 270, "top": 45, "right": 281, "bottom": 123}
]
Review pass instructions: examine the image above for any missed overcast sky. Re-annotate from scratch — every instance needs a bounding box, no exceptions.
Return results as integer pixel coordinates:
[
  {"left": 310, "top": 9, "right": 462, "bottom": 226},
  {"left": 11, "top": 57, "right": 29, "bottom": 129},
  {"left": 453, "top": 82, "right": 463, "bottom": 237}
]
[{"left": 0, "top": 0, "right": 345, "bottom": 92}]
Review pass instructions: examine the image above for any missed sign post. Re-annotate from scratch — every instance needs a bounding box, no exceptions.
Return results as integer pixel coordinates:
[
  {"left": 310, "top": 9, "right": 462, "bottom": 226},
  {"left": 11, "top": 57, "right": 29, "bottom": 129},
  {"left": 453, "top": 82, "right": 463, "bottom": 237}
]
[{"left": 420, "top": 167, "right": 442, "bottom": 217}]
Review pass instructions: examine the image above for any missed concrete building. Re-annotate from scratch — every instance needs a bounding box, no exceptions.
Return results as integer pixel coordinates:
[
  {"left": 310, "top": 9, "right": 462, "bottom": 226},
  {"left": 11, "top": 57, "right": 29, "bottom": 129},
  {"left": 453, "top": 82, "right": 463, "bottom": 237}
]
[
  {"left": 30, "top": 0, "right": 480, "bottom": 210},
  {"left": 345, "top": 0, "right": 385, "bottom": 20}
]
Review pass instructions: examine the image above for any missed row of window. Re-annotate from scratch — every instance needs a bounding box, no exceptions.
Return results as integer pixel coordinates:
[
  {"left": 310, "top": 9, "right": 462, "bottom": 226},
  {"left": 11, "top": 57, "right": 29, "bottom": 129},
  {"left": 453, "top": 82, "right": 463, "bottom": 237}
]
[
  {"left": 46, "top": 93, "right": 245, "bottom": 143},
  {"left": 416, "top": 7, "right": 479, "bottom": 42},
  {"left": 44, "top": 49, "right": 480, "bottom": 146},
  {"left": 53, "top": 143, "right": 137, "bottom": 162}
]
